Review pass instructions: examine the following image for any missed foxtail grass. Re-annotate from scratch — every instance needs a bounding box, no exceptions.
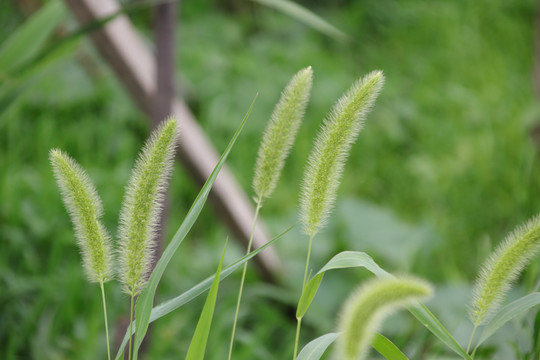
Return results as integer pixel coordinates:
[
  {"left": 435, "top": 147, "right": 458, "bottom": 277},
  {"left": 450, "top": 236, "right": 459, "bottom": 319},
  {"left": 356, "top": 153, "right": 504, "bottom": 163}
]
[
  {"left": 117, "top": 118, "right": 179, "bottom": 360},
  {"left": 467, "top": 215, "right": 540, "bottom": 352},
  {"left": 228, "top": 67, "right": 313, "bottom": 360},
  {"left": 50, "top": 149, "right": 113, "bottom": 359},
  {"left": 294, "top": 71, "right": 384, "bottom": 360},
  {"left": 336, "top": 277, "right": 432, "bottom": 360}
]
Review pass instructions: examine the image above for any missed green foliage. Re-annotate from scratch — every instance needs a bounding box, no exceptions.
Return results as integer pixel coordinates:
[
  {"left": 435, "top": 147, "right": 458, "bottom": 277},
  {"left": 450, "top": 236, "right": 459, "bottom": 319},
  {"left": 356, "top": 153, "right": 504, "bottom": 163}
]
[
  {"left": 50, "top": 149, "right": 113, "bottom": 284},
  {"left": 300, "top": 71, "right": 384, "bottom": 237},
  {"left": 470, "top": 215, "right": 540, "bottom": 326},
  {"left": 336, "top": 276, "right": 432, "bottom": 360},
  {"left": 118, "top": 118, "right": 179, "bottom": 296}
]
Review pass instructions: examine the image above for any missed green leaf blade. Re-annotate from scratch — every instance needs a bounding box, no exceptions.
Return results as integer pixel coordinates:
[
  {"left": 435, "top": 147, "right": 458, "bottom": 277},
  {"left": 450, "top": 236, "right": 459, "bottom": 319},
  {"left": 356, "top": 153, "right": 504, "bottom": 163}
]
[
  {"left": 185, "top": 241, "right": 227, "bottom": 360},
  {"left": 297, "top": 332, "right": 341, "bottom": 360},
  {"left": 372, "top": 333, "right": 409, "bottom": 360}
]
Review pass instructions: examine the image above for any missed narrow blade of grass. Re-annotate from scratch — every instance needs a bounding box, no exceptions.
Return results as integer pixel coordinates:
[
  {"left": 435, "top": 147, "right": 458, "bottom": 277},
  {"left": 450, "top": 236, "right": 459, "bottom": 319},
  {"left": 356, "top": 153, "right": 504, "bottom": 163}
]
[
  {"left": 372, "top": 333, "right": 408, "bottom": 360},
  {"left": 476, "top": 292, "right": 540, "bottom": 348},
  {"left": 297, "top": 332, "right": 341, "bottom": 360},
  {"left": 114, "top": 223, "right": 295, "bottom": 360},
  {"left": 250, "top": 0, "right": 348, "bottom": 42},
  {"left": 185, "top": 241, "right": 227, "bottom": 360},
  {"left": 131, "top": 95, "right": 258, "bottom": 359}
]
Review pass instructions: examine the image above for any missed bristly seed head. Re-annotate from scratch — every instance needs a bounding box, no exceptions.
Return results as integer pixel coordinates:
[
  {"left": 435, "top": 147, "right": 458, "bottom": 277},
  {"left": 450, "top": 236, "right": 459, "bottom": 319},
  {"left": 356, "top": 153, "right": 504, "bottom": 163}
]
[
  {"left": 50, "top": 149, "right": 113, "bottom": 284},
  {"left": 253, "top": 66, "right": 313, "bottom": 202},
  {"left": 336, "top": 276, "right": 432, "bottom": 360},
  {"left": 117, "top": 118, "right": 180, "bottom": 296},
  {"left": 300, "top": 71, "right": 384, "bottom": 237},
  {"left": 469, "top": 215, "right": 540, "bottom": 326}
]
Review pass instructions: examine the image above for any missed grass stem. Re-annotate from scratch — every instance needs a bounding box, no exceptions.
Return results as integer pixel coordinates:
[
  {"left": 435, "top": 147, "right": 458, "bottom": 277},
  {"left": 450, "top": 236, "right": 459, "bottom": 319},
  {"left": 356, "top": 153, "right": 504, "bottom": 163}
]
[
  {"left": 293, "top": 233, "right": 315, "bottom": 359},
  {"left": 467, "top": 324, "right": 478, "bottom": 356},
  {"left": 99, "top": 281, "right": 111, "bottom": 360},
  {"left": 227, "top": 199, "right": 263, "bottom": 360},
  {"left": 128, "top": 294, "right": 134, "bottom": 360}
]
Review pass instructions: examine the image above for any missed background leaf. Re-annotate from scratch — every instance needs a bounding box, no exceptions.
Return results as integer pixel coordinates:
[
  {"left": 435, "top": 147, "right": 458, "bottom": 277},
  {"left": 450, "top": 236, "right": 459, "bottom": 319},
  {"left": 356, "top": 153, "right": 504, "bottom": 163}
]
[{"left": 372, "top": 333, "right": 409, "bottom": 360}]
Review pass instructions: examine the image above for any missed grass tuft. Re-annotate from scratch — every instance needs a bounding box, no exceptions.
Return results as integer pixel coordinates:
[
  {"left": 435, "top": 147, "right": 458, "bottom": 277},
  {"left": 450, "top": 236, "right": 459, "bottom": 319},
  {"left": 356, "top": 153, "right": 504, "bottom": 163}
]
[
  {"left": 336, "top": 276, "right": 432, "bottom": 360},
  {"left": 300, "top": 70, "right": 384, "bottom": 237},
  {"left": 117, "top": 118, "right": 180, "bottom": 296},
  {"left": 50, "top": 149, "right": 113, "bottom": 284},
  {"left": 469, "top": 215, "right": 540, "bottom": 326},
  {"left": 253, "top": 66, "right": 313, "bottom": 200}
]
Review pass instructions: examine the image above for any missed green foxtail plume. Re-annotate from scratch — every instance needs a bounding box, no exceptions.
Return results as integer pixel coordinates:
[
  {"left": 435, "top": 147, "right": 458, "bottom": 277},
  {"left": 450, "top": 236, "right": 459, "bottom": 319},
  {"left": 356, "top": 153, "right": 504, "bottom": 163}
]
[
  {"left": 300, "top": 71, "right": 384, "bottom": 236},
  {"left": 336, "top": 276, "right": 432, "bottom": 360},
  {"left": 253, "top": 66, "right": 313, "bottom": 200},
  {"left": 50, "top": 149, "right": 113, "bottom": 283},
  {"left": 469, "top": 215, "right": 540, "bottom": 326},
  {"left": 118, "top": 118, "right": 179, "bottom": 296}
]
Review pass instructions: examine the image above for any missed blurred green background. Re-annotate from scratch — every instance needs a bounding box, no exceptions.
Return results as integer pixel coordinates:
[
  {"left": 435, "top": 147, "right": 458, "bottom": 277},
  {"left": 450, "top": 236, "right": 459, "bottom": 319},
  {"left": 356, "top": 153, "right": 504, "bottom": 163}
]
[{"left": 2, "top": 0, "right": 540, "bottom": 358}]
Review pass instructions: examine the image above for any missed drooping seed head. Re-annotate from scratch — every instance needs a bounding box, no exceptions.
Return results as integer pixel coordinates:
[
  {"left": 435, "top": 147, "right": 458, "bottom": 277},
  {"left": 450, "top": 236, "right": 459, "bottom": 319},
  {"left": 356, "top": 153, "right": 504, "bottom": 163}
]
[
  {"left": 469, "top": 215, "right": 540, "bottom": 326},
  {"left": 118, "top": 118, "right": 180, "bottom": 296},
  {"left": 336, "top": 276, "right": 432, "bottom": 360},
  {"left": 50, "top": 149, "right": 113, "bottom": 284},
  {"left": 253, "top": 66, "right": 313, "bottom": 201},
  {"left": 300, "top": 71, "right": 384, "bottom": 236}
]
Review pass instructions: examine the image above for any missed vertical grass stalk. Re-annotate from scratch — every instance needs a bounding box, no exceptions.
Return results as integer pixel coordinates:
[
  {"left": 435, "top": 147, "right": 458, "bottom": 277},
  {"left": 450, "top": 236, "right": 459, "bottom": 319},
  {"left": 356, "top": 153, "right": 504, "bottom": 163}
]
[
  {"left": 99, "top": 281, "right": 111, "bottom": 360},
  {"left": 227, "top": 198, "right": 262, "bottom": 360}
]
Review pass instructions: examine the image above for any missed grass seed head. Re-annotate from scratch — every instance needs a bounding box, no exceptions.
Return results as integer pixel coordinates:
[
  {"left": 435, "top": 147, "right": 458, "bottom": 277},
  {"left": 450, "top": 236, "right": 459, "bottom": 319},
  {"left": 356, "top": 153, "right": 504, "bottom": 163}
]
[
  {"left": 50, "top": 149, "right": 113, "bottom": 284},
  {"left": 118, "top": 118, "right": 180, "bottom": 296},
  {"left": 469, "top": 215, "right": 540, "bottom": 325},
  {"left": 336, "top": 276, "right": 432, "bottom": 360},
  {"left": 253, "top": 66, "right": 313, "bottom": 201},
  {"left": 300, "top": 70, "right": 384, "bottom": 236}
]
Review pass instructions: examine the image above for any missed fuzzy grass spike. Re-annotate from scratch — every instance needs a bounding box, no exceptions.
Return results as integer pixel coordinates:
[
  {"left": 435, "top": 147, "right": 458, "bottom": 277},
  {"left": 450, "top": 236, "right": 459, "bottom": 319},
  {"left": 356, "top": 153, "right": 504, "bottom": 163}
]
[
  {"left": 118, "top": 118, "right": 179, "bottom": 296},
  {"left": 50, "top": 149, "right": 113, "bottom": 283},
  {"left": 253, "top": 66, "right": 313, "bottom": 200},
  {"left": 336, "top": 276, "right": 432, "bottom": 360},
  {"left": 300, "top": 70, "right": 384, "bottom": 236},
  {"left": 469, "top": 215, "right": 540, "bottom": 326}
]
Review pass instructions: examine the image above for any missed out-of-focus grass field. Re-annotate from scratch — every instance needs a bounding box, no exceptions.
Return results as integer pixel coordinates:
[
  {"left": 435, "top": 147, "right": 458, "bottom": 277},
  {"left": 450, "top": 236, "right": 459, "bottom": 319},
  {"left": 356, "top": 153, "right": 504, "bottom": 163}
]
[{"left": 2, "top": 0, "right": 540, "bottom": 358}]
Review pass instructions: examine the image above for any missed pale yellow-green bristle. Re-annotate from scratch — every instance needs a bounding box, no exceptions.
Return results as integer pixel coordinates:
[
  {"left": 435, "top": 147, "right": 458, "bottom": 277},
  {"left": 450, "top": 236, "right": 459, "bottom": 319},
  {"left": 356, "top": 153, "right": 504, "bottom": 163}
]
[
  {"left": 336, "top": 276, "right": 432, "bottom": 360},
  {"left": 253, "top": 66, "right": 313, "bottom": 201},
  {"left": 469, "top": 215, "right": 540, "bottom": 326},
  {"left": 300, "top": 71, "right": 384, "bottom": 236},
  {"left": 117, "top": 118, "right": 180, "bottom": 296},
  {"left": 50, "top": 149, "right": 113, "bottom": 284}
]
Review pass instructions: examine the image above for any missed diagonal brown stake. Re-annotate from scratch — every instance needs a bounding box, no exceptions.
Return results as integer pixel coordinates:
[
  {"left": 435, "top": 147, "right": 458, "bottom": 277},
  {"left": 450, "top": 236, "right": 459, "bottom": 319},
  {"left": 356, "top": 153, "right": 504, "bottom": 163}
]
[{"left": 63, "top": 0, "right": 281, "bottom": 281}]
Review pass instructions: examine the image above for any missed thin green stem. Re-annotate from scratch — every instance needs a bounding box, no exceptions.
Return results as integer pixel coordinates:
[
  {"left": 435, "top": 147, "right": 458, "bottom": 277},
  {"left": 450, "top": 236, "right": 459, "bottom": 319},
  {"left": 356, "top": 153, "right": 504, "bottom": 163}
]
[
  {"left": 293, "top": 233, "right": 315, "bottom": 360},
  {"left": 293, "top": 317, "right": 302, "bottom": 360},
  {"left": 128, "top": 294, "right": 134, "bottom": 360},
  {"left": 99, "top": 281, "right": 111, "bottom": 360},
  {"left": 228, "top": 198, "right": 263, "bottom": 360},
  {"left": 467, "top": 324, "right": 478, "bottom": 357}
]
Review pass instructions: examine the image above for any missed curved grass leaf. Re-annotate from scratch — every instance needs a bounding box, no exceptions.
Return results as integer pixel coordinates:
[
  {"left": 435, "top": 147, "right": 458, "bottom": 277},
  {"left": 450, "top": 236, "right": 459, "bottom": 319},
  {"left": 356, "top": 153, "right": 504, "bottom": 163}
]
[
  {"left": 297, "top": 251, "right": 391, "bottom": 318},
  {"left": 295, "top": 251, "right": 471, "bottom": 359},
  {"left": 372, "top": 333, "right": 408, "bottom": 360},
  {"left": 250, "top": 0, "right": 348, "bottom": 42},
  {"left": 185, "top": 241, "right": 227, "bottom": 360},
  {"left": 113, "top": 220, "right": 295, "bottom": 359},
  {"left": 476, "top": 292, "right": 540, "bottom": 349},
  {"left": 130, "top": 95, "right": 257, "bottom": 359},
  {"left": 297, "top": 332, "right": 341, "bottom": 360}
]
